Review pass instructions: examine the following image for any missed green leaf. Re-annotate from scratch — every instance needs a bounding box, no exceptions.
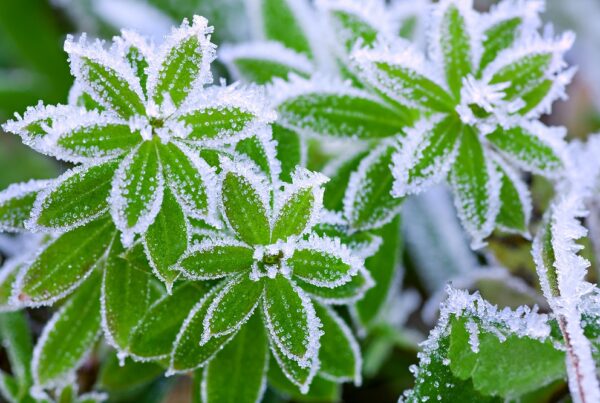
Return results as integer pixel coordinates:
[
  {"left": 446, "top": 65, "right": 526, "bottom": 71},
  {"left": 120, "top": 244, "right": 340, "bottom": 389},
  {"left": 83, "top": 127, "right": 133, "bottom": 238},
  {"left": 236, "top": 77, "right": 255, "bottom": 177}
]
[
  {"left": 325, "top": 7, "right": 379, "bottom": 52},
  {"left": 202, "top": 314, "right": 268, "bottom": 403},
  {"left": 354, "top": 216, "right": 402, "bottom": 328},
  {"left": 169, "top": 285, "right": 236, "bottom": 373},
  {"left": 0, "top": 261, "right": 21, "bottom": 310},
  {"left": 221, "top": 170, "right": 271, "bottom": 245},
  {"left": 202, "top": 274, "right": 263, "bottom": 342},
  {"left": 143, "top": 187, "right": 187, "bottom": 288},
  {"left": 489, "top": 53, "right": 552, "bottom": 105},
  {"left": 449, "top": 126, "right": 499, "bottom": 248},
  {"left": 259, "top": 0, "right": 314, "bottom": 57},
  {"left": 273, "top": 124, "right": 303, "bottom": 183},
  {"left": 270, "top": 370, "right": 340, "bottom": 401},
  {"left": 0, "top": 311, "right": 33, "bottom": 396},
  {"left": 15, "top": 216, "right": 115, "bottom": 306},
  {"left": 269, "top": 341, "right": 318, "bottom": 394},
  {"left": 235, "top": 135, "right": 276, "bottom": 179},
  {"left": 344, "top": 144, "right": 403, "bottom": 231},
  {"left": 486, "top": 124, "right": 563, "bottom": 176},
  {"left": 120, "top": 242, "right": 154, "bottom": 275},
  {"left": 495, "top": 162, "right": 530, "bottom": 235},
  {"left": 175, "top": 240, "right": 254, "bottom": 280},
  {"left": 151, "top": 16, "right": 211, "bottom": 108},
  {"left": 176, "top": 106, "right": 257, "bottom": 143},
  {"left": 276, "top": 91, "right": 406, "bottom": 140},
  {"left": 0, "top": 180, "right": 48, "bottom": 232},
  {"left": 129, "top": 282, "right": 208, "bottom": 360},
  {"left": 391, "top": 116, "right": 462, "bottom": 198},
  {"left": 438, "top": 3, "right": 473, "bottom": 98},
  {"left": 0, "top": 373, "right": 19, "bottom": 403},
  {"left": 32, "top": 271, "right": 102, "bottom": 388},
  {"left": 477, "top": 17, "right": 522, "bottom": 74},
  {"left": 55, "top": 122, "right": 140, "bottom": 161},
  {"left": 99, "top": 354, "right": 163, "bottom": 392},
  {"left": 288, "top": 245, "right": 355, "bottom": 288},
  {"left": 122, "top": 38, "right": 149, "bottom": 97},
  {"left": 314, "top": 304, "right": 360, "bottom": 384},
  {"left": 263, "top": 277, "right": 318, "bottom": 363},
  {"left": 102, "top": 239, "right": 158, "bottom": 353},
  {"left": 34, "top": 159, "right": 119, "bottom": 230},
  {"left": 111, "top": 140, "right": 163, "bottom": 245},
  {"left": 295, "top": 269, "right": 372, "bottom": 305},
  {"left": 323, "top": 151, "right": 368, "bottom": 211}
]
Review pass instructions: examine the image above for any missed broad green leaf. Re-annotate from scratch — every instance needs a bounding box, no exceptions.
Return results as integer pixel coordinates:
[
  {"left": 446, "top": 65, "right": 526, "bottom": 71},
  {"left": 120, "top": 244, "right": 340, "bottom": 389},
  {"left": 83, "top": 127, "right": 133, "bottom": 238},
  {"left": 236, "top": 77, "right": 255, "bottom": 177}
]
[
  {"left": 477, "top": 17, "right": 522, "bottom": 74},
  {"left": 354, "top": 57, "right": 455, "bottom": 112},
  {"left": 495, "top": 162, "right": 530, "bottom": 235},
  {"left": 314, "top": 304, "right": 360, "bottom": 383},
  {"left": 0, "top": 180, "right": 48, "bottom": 232},
  {"left": 202, "top": 314, "right": 268, "bottom": 403},
  {"left": 177, "top": 106, "right": 256, "bottom": 142},
  {"left": 269, "top": 341, "right": 318, "bottom": 394},
  {"left": 32, "top": 271, "right": 102, "bottom": 388},
  {"left": 55, "top": 123, "right": 140, "bottom": 161},
  {"left": 391, "top": 116, "right": 462, "bottom": 197},
  {"left": 129, "top": 282, "right": 208, "bottom": 359},
  {"left": 345, "top": 144, "right": 403, "bottom": 231},
  {"left": 517, "top": 79, "right": 554, "bottom": 115},
  {"left": 16, "top": 216, "right": 115, "bottom": 306},
  {"left": 326, "top": 8, "right": 379, "bottom": 52},
  {"left": 486, "top": 125, "right": 562, "bottom": 176},
  {"left": 295, "top": 269, "right": 372, "bottom": 305},
  {"left": 159, "top": 142, "right": 213, "bottom": 219},
  {"left": 354, "top": 216, "right": 401, "bottom": 327},
  {"left": 120, "top": 242, "right": 154, "bottom": 275},
  {"left": 288, "top": 247, "right": 354, "bottom": 288},
  {"left": 263, "top": 276, "right": 318, "bottom": 362},
  {"left": 34, "top": 159, "right": 119, "bottom": 230},
  {"left": 277, "top": 92, "right": 406, "bottom": 139},
  {"left": 272, "top": 180, "right": 319, "bottom": 241},
  {"left": 438, "top": 3, "right": 473, "bottom": 98},
  {"left": 273, "top": 124, "right": 303, "bottom": 183},
  {"left": 202, "top": 274, "right": 263, "bottom": 341},
  {"left": 70, "top": 52, "right": 145, "bottom": 118},
  {"left": 175, "top": 241, "right": 254, "bottom": 280},
  {"left": 111, "top": 140, "right": 163, "bottom": 245},
  {"left": 151, "top": 16, "right": 211, "bottom": 108},
  {"left": 323, "top": 151, "right": 368, "bottom": 211},
  {"left": 143, "top": 187, "right": 187, "bottom": 287},
  {"left": 221, "top": 171, "right": 271, "bottom": 245},
  {"left": 169, "top": 285, "right": 235, "bottom": 373},
  {"left": 235, "top": 135, "right": 274, "bottom": 178},
  {"left": 98, "top": 354, "right": 163, "bottom": 392},
  {"left": 102, "top": 239, "right": 157, "bottom": 352},
  {"left": 0, "top": 311, "right": 33, "bottom": 396},
  {"left": 449, "top": 126, "right": 499, "bottom": 248},
  {"left": 259, "top": 0, "right": 313, "bottom": 57}
]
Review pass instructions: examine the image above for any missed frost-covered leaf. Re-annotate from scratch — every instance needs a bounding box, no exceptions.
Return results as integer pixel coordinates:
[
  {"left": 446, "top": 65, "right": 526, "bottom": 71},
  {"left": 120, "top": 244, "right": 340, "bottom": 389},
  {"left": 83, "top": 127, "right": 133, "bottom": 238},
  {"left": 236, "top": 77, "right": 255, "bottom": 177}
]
[
  {"left": 115, "top": 31, "right": 152, "bottom": 97},
  {"left": 353, "top": 216, "right": 401, "bottom": 328},
  {"left": 314, "top": 303, "right": 361, "bottom": 384},
  {"left": 289, "top": 236, "right": 362, "bottom": 288},
  {"left": 235, "top": 132, "right": 281, "bottom": 183},
  {"left": 268, "top": 363, "right": 339, "bottom": 401},
  {"left": 169, "top": 284, "right": 235, "bottom": 373},
  {"left": 274, "top": 78, "right": 407, "bottom": 140},
  {"left": 269, "top": 338, "right": 319, "bottom": 394},
  {"left": 0, "top": 259, "right": 21, "bottom": 311},
  {"left": 202, "top": 274, "right": 263, "bottom": 343},
  {"left": 158, "top": 142, "right": 216, "bottom": 221},
  {"left": 32, "top": 159, "right": 119, "bottom": 231},
  {"left": 110, "top": 141, "right": 164, "bottom": 246},
  {"left": 449, "top": 126, "right": 500, "bottom": 249},
  {"left": 323, "top": 150, "right": 368, "bottom": 211},
  {"left": 0, "top": 180, "right": 49, "bottom": 232},
  {"left": 0, "top": 311, "right": 33, "bottom": 399},
  {"left": 220, "top": 42, "right": 313, "bottom": 84},
  {"left": 102, "top": 239, "right": 158, "bottom": 353},
  {"left": 143, "top": 187, "right": 187, "bottom": 288},
  {"left": 391, "top": 116, "right": 462, "bottom": 198},
  {"left": 401, "top": 288, "right": 565, "bottom": 401},
  {"left": 14, "top": 217, "right": 116, "bottom": 306},
  {"left": 65, "top": 35, "right": 145, "bottom": 118},
  {"left": 175, "top": 239, "right": 254, "bottom": 280},
  {"left": 486, "top": 122, "right": 564, "bottom": 177},
  {"left": 262, "top": 276, "right": 320, "bottom": 364},
  {"left": 201, "top": 314, "right": 268, "bottom": 403},
  {"left": 495, "top": 160, "right": 531, "bottom": 235},
  {"left": 273, "top": 124, "right": 304, "bottom": 183},
  {"left": 32, "top": 271, "right": 102, "bottom": 389},
  {"left": 129, "top": 282, "right": 208, "bottom": 360},
  {"left": 148, "top": 15, "right": 214, "bottom": 108},
  {"left": 434, "top": 1, "right": 474, "bottom": 98},
  {"left": 98, "top": 354, "right": 163, "bottom": 392},
  {"left": 344, "top": 143, "right": 403, "bottom": 231},
  {"left": 220, "top": 162, "right": 271, "bottom": 245},
  {"left": 295, "top": 267, "right": 373, "bottom": 305}
]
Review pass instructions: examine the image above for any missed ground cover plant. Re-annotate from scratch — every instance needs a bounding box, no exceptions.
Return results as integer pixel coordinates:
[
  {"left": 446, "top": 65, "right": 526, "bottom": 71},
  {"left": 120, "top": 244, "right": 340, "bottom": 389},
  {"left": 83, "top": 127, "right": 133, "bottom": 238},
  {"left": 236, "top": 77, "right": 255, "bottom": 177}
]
[{"left": 1, "top": 0, "right": 600, "bottom": 402}]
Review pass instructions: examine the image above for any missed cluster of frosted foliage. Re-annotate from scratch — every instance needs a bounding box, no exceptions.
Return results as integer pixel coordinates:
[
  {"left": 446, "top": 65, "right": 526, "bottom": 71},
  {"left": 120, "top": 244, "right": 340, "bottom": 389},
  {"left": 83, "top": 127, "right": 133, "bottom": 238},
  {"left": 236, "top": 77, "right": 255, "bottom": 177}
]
[{"left": 169, "top": 156, "right": 370, "bottom": 392}]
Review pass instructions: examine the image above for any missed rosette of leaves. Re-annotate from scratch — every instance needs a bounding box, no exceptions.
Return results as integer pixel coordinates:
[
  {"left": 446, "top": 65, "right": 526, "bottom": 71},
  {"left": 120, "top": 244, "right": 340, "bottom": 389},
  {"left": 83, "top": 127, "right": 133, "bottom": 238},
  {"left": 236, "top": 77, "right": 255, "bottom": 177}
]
[{"left": 0, "top": 16, "right": 275, "bottom": 291}]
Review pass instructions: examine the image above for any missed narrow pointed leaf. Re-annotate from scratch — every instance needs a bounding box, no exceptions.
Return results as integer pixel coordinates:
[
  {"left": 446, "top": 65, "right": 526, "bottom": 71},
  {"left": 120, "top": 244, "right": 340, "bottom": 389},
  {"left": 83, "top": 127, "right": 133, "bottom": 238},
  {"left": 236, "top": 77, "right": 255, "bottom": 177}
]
[
  {"left": 0, "top": 311, "right": 33, "bottom": 395},
  {"left": 321, "top": 2, "right": 380, "bottom": 52},
  {"left": 268, "top": 341, "right": 319, "bottom": 395},
  {"left": 0, "top": 180, "right": 48, "bottom": 232},
  {"left": 15, "top": 217, "right": 115, "bottom": 306},
  {"left": 477, "top": 17, "right": 522, "bottom": 74},
  {"left": 235, "top": 134, "right": 278, "bottom": 180},
  {"left": 201, "top": 314, "right": 268, "bottom": 403},
  {"left": 0, "top": 261, "right": 21, "bottom": 311},
  {"left": 288, "top": 241, "right": 357, "bottom": 288},
  {"left": 257, "top": 0, "right": 314, "bottom": 57},
  {"left": 176, "top": 105, "right": 258, "bottom": 143},
  {"left": 323, "top": 151, "right": 368, "bottom": 211},
  {"left": 175, "top": 240, "right": 254, "bottom": 280},
  {"left": 495, "top": 161, "right": 531, "bottom": 235},
  {"left": 295, "top": 269, "right": 373, "bottom": 305},
  {"left": 273, "top": 124, "right": 303, "bottom": 183},
  {"left": 33, "top": 159, "right": 119, "bottom": 231},
  {"left": 32, "top": 271, "right": 102, "bottom": 388}
]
